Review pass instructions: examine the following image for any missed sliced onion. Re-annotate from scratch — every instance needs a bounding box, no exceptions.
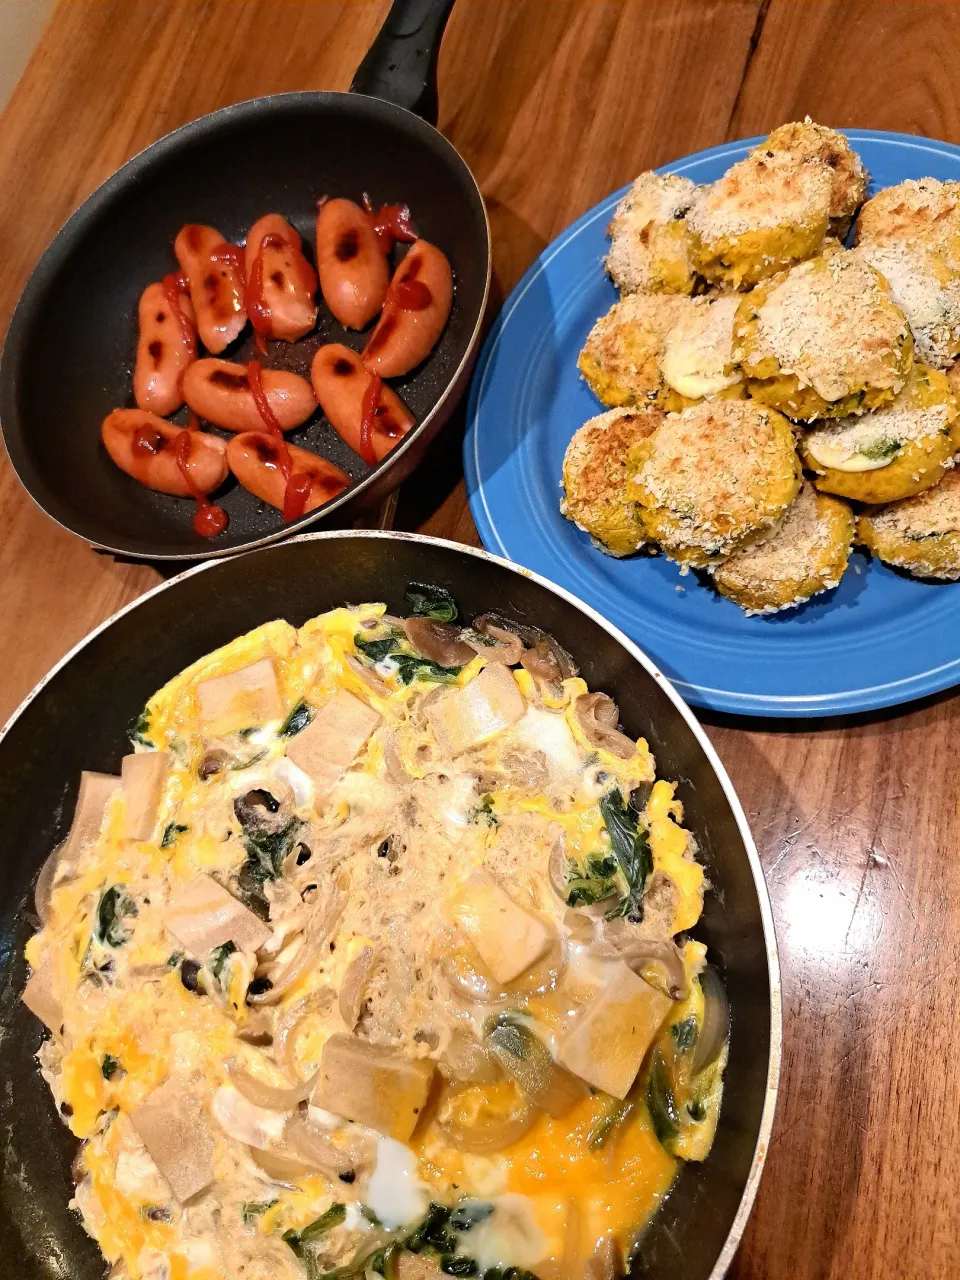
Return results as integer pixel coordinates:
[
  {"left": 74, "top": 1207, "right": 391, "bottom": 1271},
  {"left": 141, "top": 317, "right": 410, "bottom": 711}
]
[
  {"left": 574, "top": 692, "right": 635, "bottom": 760},
  {"left": 247, "top": 1143, "right": 314, "bottom": 1182},
  {"left": 285, "top": 1110, "right": 374, "bottom": 1176},
  {"left": 692, "top": 964, "right": 730, "bottom": 1073},
  {"left": 274, "top": 988, "right": 335, "bottom": 1080},
  {"left": 437, "top": 1083, "right": 537, "bottom": 1153},
  {"left": 439, "top": 1028, "right": 503, "bottom": 1084},
  {"left": 346, "top": 654, "right": 390, "bottom": 696},
  {"left": 444, "top": 939, "right": 565, "bottom": 1004},
  {"left": 484, "top": 1018, "right": 587, "bottom": 1119},
  {"left": 584, "top": 1236, "right": 622, "bottom": 1280},
  {"left": 227, "top": 1059, "right": 319, "bottom": 1110},
  {"left": 403, "top": 618, "right": 475, "bottom": 667},
  {"left": 601, "top": 935, "right": 686, "bottom": 1002},
  {"left": 339, "top": 946, "right": 378, "bottom": 1030},
  {"left": 464, "top": 621, "right": 524, "bottom": 666},
  {"left": 35, "top": 841, "right": 66, "bottom": 924},
  {"left": 249, "top": 893, "right": 344, "bottom": 1005}
]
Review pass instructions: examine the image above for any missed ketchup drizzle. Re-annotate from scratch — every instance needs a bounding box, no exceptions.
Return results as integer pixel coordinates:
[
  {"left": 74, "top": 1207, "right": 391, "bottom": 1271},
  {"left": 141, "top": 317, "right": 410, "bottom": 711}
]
[
  {"left": 361, "top": 194, "right": 417, "bottom": 252},
  {"left": 173, "top": 426, "right": 228, "bottom": 538},
  {"left": 161, "top": 272, "right": 196, "bottom": 354},
  {"left": 359, "top": 376, "right": 384, "bottom": 465},
  {"left": 246, "top": 360, "right": 312, "bottom": 521},
  {"left": 247, "top": 229, "right": 317, "bottom": 354}
]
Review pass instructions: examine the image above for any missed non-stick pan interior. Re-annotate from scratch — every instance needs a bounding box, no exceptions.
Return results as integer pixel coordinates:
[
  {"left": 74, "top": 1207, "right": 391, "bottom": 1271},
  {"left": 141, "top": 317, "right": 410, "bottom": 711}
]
[
  {"left": 0, "top": 535, "right": 773, "bottom": 1279},
  {"left": 0, "top": 95, "right": 488, "bottom": 558}
]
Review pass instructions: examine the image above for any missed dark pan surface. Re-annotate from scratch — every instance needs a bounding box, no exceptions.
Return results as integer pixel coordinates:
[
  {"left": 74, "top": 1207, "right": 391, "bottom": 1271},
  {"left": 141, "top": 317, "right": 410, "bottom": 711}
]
[
  {"left": 0, "top": 95, "right": 489, "bottom": 559},
  {"left": 0, "top": 534, "right": 778, "bottom": 1280}
]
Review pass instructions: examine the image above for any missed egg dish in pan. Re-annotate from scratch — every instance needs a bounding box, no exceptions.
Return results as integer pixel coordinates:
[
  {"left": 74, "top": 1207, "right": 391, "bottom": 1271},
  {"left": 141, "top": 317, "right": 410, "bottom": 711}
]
[{"left": 22, "top": 585, "right": 728, "bottom": 1280}]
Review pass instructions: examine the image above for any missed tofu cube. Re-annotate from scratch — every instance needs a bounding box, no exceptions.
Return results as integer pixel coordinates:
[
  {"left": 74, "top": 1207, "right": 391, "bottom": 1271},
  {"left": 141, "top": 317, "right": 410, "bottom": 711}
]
[
  {"left": 285, "top": 689, "right": 381, "bottom": 796},
  {"left": 130, "top": 1077, "right": 215, "bottom": 1203},
  {"left": 426, "top": 664, "right": 526, "bottom": 757},
  {"left": 452, "top": 869, "right": 552, "bottom": 985},
  {"left": 313, "top": 1033, "right": 435, "bottom": 1142},
  {"left": 22, "top": 960, "right": 63, "bottom": 1036},
  {"left": 121, "top": 751, "right": 172, "bottom": 841},
  {"left": 163, "top": 873, "right": 271, "bottom": 955},
  {"left": 556, "top": 961, "right": 674, "bottom": 1099},
  {"left": 63, "top": 771, "right": 119, "bottom": 862},
  {"left": 196, "top": 658, "right": 283, "bottom": 736}
]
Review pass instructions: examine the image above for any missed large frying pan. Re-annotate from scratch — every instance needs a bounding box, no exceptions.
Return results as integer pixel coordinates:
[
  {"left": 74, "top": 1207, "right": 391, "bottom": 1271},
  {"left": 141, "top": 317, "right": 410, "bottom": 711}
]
[
  {"left": 0, "top": 0, "right": 489, "bottom": 560},
  {"left": 0, "top": 533, "right": 779, "bottom": 1280}
]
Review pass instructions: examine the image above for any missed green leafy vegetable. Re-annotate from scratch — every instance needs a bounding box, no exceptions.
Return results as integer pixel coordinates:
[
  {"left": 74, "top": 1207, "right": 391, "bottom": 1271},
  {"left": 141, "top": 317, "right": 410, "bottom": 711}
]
[
  {"left": 94, "top": 885, "right": 138, "bottom": 948},
  {"left": 236, "top": 819, "right": 302, "bottom": 917},
  {"left": 468, "top": 796, "right": 498, "bottom": 827},
  {"left": 646, "top": 1048, "right": 680, "bottom": 1148},
  {"left": 100, "top": 1053, "right": 122, "bottom": 1080},
  {"left": 166, "top": 950, "right": 184, "bottom": 968},
  {"left": 160, "top": 822, "right": 188, "bottom": 849},
  {"left": 354, "top": 635, "right": 400, "bottom": 664},
  {"left": 405, "top": 1203, "right": 458, "bottom": 1254},
  {"left": 405, "top": 582, "right": 458, "bottom": 622},
  {"left": 671, "top": 1016, "right": 698, "bottom": 1054},
  {"left": 392, "top": 654, "right": 462, "bottom": 686},
  {"left": 586, "top": 1097, "right": 632, "bottom": 1149},
  {"left": 207, "top": 941, "right": 236, "bottom": 992},
  {"left": 858, "top": 436, "right": 901, "bottom": 462},
  {"left": 564, "top": 854, "right": 618, "bottom": 908},
  {"left": 284, "top": 1204, "right": 347, "bottom": 1268},
  {"left": 449, "top": 1201, "right": 494, "bottom": 1232},
  {"left": 128, "top": 708, "right": 153, "bottom": 748},
  {"left": 441, "top": 1258, "right": 478, "bottom": 1276},
  {"left": 242, "top": 1199, "right": 277, "bottom": 1224},
  {"left": 228, "top": 748, "right": 269, "bottom": 772},
  {"left": 688, "top": 1099, "right": 707, "bottom": 1122},
  {"left": 280, "top": 700, "right": 314, "bottom": 738},
  {"left": 599, "top": 789, "right": 652, "bottom": 923},
  {"left": 360, "top": 1205, "right": 382, "bottom": 1226}
]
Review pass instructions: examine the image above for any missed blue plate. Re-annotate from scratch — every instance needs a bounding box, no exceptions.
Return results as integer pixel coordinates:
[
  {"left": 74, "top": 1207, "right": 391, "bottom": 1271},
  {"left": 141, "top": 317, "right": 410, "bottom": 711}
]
[{"left": 465, "top": 131, "right": 960, "bottom": 717}]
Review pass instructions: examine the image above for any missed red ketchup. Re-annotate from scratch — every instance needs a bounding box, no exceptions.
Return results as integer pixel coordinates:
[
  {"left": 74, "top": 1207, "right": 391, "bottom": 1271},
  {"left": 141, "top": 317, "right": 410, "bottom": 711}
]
[
  {"left": 173, "top": 427, "right": 228, "bottom": 538},
  {"left": 246, "top": 360, "right": 311, "bottom": 521},
  {"left": 359, "top": 375, "right": 384, "bottom": 465},
  {"left": 161, "top": 272, "right": 196, "bottom": 354},
  {"left": 362, "top": 194, "right": 417, "bottom": 252}
]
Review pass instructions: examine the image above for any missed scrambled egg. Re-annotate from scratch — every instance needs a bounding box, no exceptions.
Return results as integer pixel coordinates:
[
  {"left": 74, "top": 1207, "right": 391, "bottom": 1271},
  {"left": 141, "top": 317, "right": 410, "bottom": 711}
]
[{"left": 23, "top": 598, "right": 726, "bottom": 1280}]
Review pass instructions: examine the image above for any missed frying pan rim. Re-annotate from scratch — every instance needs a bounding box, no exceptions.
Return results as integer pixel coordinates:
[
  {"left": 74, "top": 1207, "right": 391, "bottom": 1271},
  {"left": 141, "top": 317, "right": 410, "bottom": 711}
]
[
  {"left": 0, "top": 528, "right": 780, "bottom": 1279},
  {"left": 0, "top": 92, "right": 492, "bottom": 561}
]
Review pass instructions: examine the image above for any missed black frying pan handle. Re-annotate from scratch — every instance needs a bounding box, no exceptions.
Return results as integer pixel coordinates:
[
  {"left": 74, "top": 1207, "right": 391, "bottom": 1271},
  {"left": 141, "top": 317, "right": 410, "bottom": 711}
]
[{"left": 349, "top": 0, "right": 456, "bottom": 125}]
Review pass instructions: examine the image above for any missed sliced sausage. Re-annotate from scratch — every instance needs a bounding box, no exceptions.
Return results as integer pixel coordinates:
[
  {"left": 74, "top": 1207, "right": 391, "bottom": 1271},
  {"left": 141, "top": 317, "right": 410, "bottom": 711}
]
[
  {"left": 315, "top": 198, "right": 389, "bottom": 330},
  {"left": 133, "top": 278, "right": 196, "bottom": 415},
  {"left": 244, "top": 214, "right": 318, "bottom": 343},
  {"left": 174, "top": 223, "right": 247, "bottom": 354},
  {"left": 362, "top": 240, "right": 453, "bottom": 378},
  {"left": 311, "top": 344, "right": 414, "bottom": 463},
  {"left": 101, "top": 409, "right": 228, "bottom": 496},
  {"left": 182, "top": 359, "right": 316, "bottom": 433},
  {"left": 227, "top": 433, "right": 350, "bottom": 514}
]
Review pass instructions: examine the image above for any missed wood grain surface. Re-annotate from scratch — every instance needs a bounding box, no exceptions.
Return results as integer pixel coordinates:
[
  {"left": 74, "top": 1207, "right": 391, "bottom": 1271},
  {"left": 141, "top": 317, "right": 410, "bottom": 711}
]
[{"left": 1, "top": 3, "right": 959, "bottom": 1278}]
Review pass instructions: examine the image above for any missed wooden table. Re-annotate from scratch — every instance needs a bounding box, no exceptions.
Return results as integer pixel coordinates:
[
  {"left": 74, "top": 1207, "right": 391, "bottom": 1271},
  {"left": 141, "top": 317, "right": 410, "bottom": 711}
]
[{"left": 1, "top": 2, "right": 958, "bottom": 1276}]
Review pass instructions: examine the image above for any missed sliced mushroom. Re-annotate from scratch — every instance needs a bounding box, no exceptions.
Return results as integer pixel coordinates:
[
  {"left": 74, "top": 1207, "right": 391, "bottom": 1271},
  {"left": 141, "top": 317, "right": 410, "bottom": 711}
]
[
  {"left": 574, "top": 692, "right": 636, "bottom": 760},
  {"left": 233, "top": 785, "right": 291, "bottom": 834},
  {"left": 519, "top": 634, "right": 578, "bottom": 684},
  {"left": 464, "top": 618, "right": 525, "bottom": 666},
  {"left": 402, "top": 618, "right": 475, "bottom": 667},
  {"left": 338, "top": 946, "right": 378, "bottom": 1030}
]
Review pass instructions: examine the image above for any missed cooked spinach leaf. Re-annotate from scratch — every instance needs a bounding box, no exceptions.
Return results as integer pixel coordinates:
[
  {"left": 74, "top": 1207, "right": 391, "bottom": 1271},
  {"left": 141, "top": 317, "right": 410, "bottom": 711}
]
[
  {"left": 100, "top": 1053, "right": 122, "bottom": 1080},
  {"left": 128, "top": 708, "right": 153, "bottom": 748},
  {"left": 280, "top": 700, "right": 314, "bottom": 738},
  {"left": 354, "top": 635, "right": 400, "bottom": 664},
  {"left": 405, "top": 582, "right": 458, "bottom": 622},
  {"left": 646, "top": 1048, "right": 681, "bottom": 1147},
  {"left": 441, "top": 1258, "right": 478, "bottom": 1276},
  {"left": 284, "top": 1203, "right": 347, "bottom": 1259},
  {"left": 671, "top": 1016, "right": 698, "bottom": 1053},
  {"left": 599, "top": 788, "right": 652, "bottom": 923},
  {"left": 392, "top": 654, "right": 462, "bottom": 685},
  {"left": 160, "top": 822, "right": 188, "bottom": 849},
  {"left": 859, "top": 435, "right": 901, "bottom": 462},
  {"left": 405, "top": 1203, "right": 457, "bottom": 1254},
  {"left": 207, "top": 941, "right": 236, "bottom": 991},
  {"left": 564, "top": 853, "right": 618, "bottom": 908},
  {"left": 468, "top": 796, "right": 498, "bottom": 827},
  {"left": 94, "top": 885, "right": 138, "bottom": 948},
  {"left": 449, "top": 1200, "right": 494, "bottom": 1231},
  {"left": 242, "top": 1199, "right": 277, "bottom": 1224}
]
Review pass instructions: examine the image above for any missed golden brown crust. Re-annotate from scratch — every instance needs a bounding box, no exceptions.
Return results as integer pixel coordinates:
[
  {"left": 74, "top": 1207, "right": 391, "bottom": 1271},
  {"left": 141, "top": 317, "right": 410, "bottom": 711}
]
[{"left": 561, "top": 407, "right": 663, "bottom": 555}]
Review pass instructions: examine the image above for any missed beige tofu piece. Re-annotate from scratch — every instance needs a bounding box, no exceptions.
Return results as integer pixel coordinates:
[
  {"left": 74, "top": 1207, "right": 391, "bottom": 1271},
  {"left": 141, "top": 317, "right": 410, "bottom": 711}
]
[
  {"left": 163, "top": 873, "right": 271, "bottom": 955},
  {"left": 130, "top": 1077, "right": 215, "bottom": 1203},
  {"left": 556, "top": 961, "right": 674, "bottom": 1099},
  {"left": 314, "top": 1033, "right": 435, "bottom": 1142},
  {"left": 63, "top": 771, "right": 119, "bottom": 862},
  {"left": 21, "top": 961, "right": 62, "bottom": 1036},
  {"left": 196, "top": 658, "right": 283, "bottom": 736},
  {"left": 120, "top": 751, "right": 172, "bottom": 841},
  {"left": 285, "top": 689, "right": 381, "bottom": 796},
  {"left": 452, "top": 869, "right": 552, "bottom": 985},
  {"left": 426, "top": 664, "right": 526, "bottom": 756}
]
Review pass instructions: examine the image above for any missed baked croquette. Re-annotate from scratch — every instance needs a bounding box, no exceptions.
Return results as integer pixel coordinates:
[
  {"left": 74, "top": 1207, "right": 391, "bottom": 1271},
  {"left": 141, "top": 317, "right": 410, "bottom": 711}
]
[
  {"left": 803, "top": 363, "right": 960, "bottom": 504},
  {"left": 561, "top": 406, "right": 663, "bottom": 556},
  {"left": 627, "top": 399, "right": 801, "bottom": 567},
  {"left": 735, "top": 248, "right": 913, "bottom": 421},
  {"left": 687, "top": 149, "right": 832, "bottom": 289},
  {"left": 660, "top": 295, "right": 744, "bottom": 401},
  {"left": 858, "top": 467, "right": 960, "bottom": 579},
  {"left": 578, "top": 293, "right": 693, "bottom": 409},
  {"left": 605, "top": 172, "right": 699, "bottom": 296},
  {"left": 855, "top": 240, "right": 960, "bottom": 369},
  {"left": 856, "top": 177, "right": 960, "bottom": 269},
  {"left": 712, "top": 483, "right": 854, "bottom": 613},
  {"left": 755, "top": 119, "right": 868, "bottom": 234}
]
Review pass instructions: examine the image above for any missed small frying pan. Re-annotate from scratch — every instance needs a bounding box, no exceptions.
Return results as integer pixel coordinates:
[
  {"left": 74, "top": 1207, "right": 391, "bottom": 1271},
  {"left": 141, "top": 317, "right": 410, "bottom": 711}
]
[{"left": 0, "top": 0, "right": 490, "bottom": 561}]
